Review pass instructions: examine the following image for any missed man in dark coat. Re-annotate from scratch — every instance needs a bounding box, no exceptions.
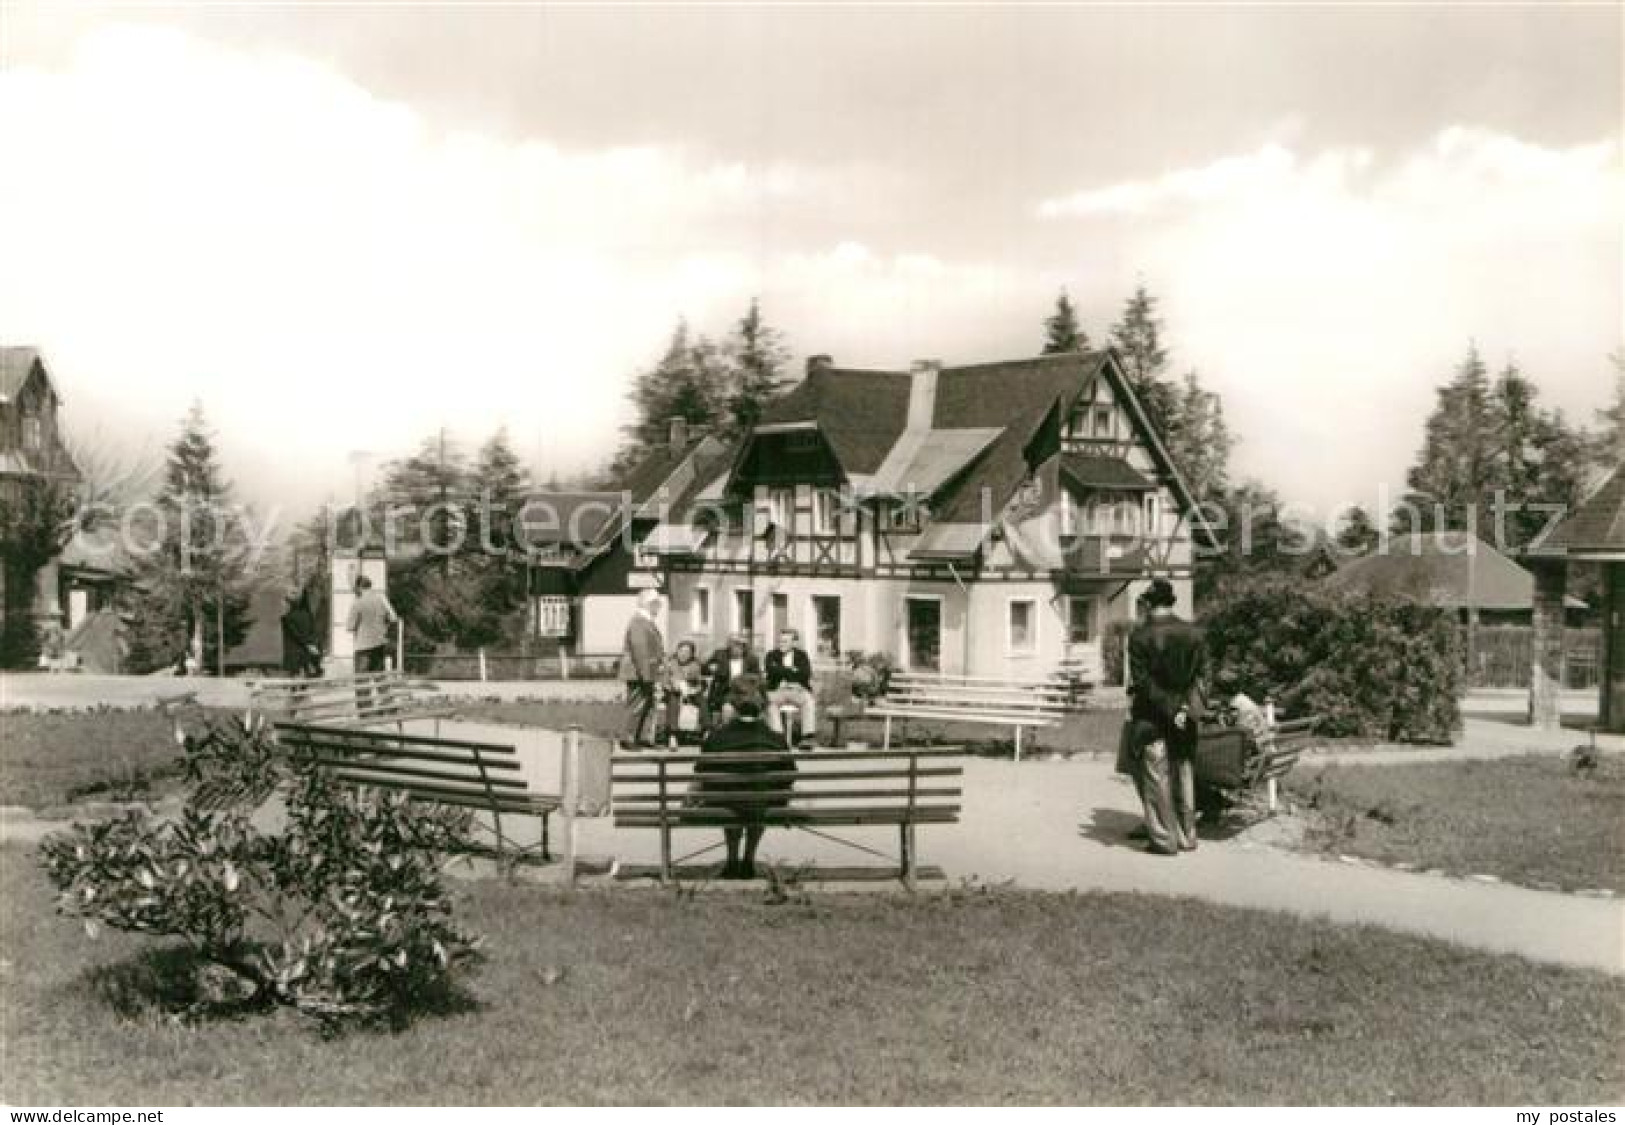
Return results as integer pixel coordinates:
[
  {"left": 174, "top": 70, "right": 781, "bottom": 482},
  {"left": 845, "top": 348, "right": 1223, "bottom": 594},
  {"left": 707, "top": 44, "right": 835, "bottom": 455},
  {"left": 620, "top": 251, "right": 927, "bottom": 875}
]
[
  {"left": 1127, "top": 578, "right": 1206, "bottom": 855},
  {"left": 703, "top": 631, "right": 762, "bottom": 724},
  {"left": 280, "top": 585, "right": 322, "bottom": 677}
]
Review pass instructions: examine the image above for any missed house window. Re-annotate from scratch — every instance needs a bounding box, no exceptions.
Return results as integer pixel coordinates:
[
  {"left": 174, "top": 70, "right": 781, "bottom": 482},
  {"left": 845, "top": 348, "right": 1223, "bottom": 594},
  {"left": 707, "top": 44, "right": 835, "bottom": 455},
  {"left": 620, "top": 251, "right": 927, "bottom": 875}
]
[
  {"left": 813, "top": 488, "right": 839, "bottom": 536},
  {"left": 1067, "top": 597, "right": 1097, "bottom": 646},
  {"left": 769, "top": 592, "right": 790, "bottom": 642},
  {"left": 1144, "top": 494, "right": 1162, "bottom": 538},
  {"left": 1114, "top": 498, "right": 1139, "bottom": 536},
  {"left": 733, "top": 588, "right": 754, "bottom": 638},
  {"left": 812, "top": 595, "right": 842, "bottom": 658},
  {"left": 534, "top": 597, "right": 570, "bottom": 638},
  {"left": 693, "top": 587, "right": 711, "bottom": 634},
  {"left": 1092, "top": 406, "right": 1113, "bottom": 438},
  {"left": 22, "top": 414, "right": 42, "bottom": 452},
  {"left": 769, "top": 488, "right": 795, "bottom": 536},
  {"left": 1059, "top": 490, "right": 1077, "bottom": 537},
  {"left": 1008, "top": 598, "right": 1038, "bottom": 656},
  {"left": 880, "top": 500, "right": 923, "bottom": 534}
]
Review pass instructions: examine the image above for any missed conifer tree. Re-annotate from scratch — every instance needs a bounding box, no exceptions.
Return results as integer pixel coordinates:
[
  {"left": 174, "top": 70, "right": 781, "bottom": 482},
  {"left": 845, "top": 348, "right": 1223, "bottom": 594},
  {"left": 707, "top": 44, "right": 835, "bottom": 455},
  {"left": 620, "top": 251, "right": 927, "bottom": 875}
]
[
  {"left": 725, "top": 298, "right": 791, "bottom": 434},
  {"left": 1042, "top": 290, "right": 1088, "bottom": 354},
  {"left": 125, "top": 403, "right": 256, "bottom": 673}
]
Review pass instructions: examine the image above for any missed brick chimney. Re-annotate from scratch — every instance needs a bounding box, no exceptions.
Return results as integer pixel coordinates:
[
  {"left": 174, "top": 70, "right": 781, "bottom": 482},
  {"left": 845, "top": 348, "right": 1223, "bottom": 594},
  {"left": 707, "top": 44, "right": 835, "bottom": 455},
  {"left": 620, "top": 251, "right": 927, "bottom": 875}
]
[
  {"left": 668, "top": 416, "right": 689, "bottom": 450},
  {"left": 806, "top": 354, "right": 833, "bottom": 376},
  {"left": 906, "top": 359, "right": 941, "bottom": 430}
]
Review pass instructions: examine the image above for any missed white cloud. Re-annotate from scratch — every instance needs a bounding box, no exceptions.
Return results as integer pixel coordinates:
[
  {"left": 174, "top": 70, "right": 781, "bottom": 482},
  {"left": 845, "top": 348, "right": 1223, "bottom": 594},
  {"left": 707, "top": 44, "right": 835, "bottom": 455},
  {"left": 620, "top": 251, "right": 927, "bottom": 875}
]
[
  {"left": 0, "top": 24, "right": 845, "bottom": 509},
  {"left": 1037, "top": 128, "right": 1623, "bottom": 514}
]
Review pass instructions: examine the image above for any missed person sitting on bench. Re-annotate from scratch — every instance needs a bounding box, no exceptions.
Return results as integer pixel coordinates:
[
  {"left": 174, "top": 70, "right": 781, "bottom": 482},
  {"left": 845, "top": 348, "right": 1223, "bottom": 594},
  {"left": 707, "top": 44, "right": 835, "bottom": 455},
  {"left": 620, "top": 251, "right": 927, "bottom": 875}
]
[
  {"left": 765, "top": 628, "right": 817, "bottom": 747},
  {"left": 704, "top": 631, "right": 761, "bottom": 727},
  {"left": 693, "top": 676, "right": 796, "bottom": 879}
]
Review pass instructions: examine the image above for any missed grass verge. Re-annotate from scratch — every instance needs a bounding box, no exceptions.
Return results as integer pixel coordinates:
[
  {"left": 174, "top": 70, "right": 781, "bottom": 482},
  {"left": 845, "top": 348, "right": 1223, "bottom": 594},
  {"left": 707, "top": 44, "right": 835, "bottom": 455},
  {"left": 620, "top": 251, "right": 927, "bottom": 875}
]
[
  {"left": 0, "top": 708, "right": 216, "bottom": 809},
  {"left": 1289, "top": 753, "right": 1625, "bottom": 892},
  {"left": 3, "top": 846, "right": 1620, "bottom": 1105}
]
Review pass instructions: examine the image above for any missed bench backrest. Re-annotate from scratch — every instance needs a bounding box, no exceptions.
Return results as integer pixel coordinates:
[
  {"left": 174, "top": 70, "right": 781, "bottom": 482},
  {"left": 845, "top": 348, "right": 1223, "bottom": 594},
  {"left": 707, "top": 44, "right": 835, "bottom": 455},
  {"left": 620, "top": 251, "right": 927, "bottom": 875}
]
[
  {"left": 274, "top": 720, "right": 548, "bottom": 816},
  {"left": 250, "top": 672, "right": 446, "bottom": 727},
  {"left": 881, "top": 672, "right": 1073, "bottom": 719},
  {"left": 611, "top": 748, "right": 965, "bottom": 827}
]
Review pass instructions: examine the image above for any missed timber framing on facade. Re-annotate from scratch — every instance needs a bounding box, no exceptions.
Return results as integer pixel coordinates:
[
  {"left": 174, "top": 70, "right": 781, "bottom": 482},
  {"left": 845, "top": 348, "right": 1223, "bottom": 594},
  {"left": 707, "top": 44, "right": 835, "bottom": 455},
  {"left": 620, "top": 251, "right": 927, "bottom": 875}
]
[{"left": 626, "top": 348, "right": 1215, "bottom": 679}]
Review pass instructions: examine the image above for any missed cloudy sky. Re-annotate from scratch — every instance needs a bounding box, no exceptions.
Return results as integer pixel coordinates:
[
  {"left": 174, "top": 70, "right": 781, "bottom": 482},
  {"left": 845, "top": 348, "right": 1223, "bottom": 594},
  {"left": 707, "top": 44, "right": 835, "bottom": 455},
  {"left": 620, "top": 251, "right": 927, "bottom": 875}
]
[{"left": 2, "top": 3, "right": 1619, "bottom": 527}]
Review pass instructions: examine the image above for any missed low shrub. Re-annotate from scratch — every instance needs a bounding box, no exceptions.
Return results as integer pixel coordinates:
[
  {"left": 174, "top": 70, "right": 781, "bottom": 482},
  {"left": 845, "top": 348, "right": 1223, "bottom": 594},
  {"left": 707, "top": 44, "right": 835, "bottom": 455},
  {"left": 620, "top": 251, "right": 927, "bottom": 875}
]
[
  {"left": 39, "top": 713, "right": 484, "bottom": 1031},
  {"left": 843, "top": 650, "right": 895, "bottom": 703},
  {"left": 1203, "top": 578, "right": 1463, "bottom": 743}
]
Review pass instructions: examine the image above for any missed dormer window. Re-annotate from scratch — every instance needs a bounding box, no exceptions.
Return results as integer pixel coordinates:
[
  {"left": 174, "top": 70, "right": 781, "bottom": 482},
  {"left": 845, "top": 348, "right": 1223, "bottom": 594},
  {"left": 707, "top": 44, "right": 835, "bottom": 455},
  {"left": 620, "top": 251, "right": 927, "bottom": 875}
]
[
  {"left": 813, "top": 487, "right": 839, "bottom": 536},
  {"left": 1092, "top": 406, "right": 1113, "bottom": 438}
]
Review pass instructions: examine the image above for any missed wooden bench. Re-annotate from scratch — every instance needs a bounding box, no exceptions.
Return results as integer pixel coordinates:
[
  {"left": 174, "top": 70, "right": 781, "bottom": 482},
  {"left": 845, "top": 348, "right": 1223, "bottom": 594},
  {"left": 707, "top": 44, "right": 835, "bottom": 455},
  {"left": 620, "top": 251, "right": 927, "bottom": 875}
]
[
  {"left": 610, "top": 748, "right": 964, "bottom": 885},
  {"left": 274, "top": 720, "right": 561, "bottom": 861},
  {"left": 1194, "top": 714, "right": 1321, "bottom": 813},
  {"left": 249, "top": 671, "right": 452, "bottom": 728},
  {"left": 867, "top": 672, "right": 1078, "bottom": 759}
]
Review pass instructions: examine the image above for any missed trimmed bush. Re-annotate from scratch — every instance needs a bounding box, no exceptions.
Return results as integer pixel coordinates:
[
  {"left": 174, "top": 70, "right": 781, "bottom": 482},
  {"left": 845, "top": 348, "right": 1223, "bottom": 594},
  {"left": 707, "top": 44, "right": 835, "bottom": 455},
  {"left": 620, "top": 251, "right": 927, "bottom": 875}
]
[
  {"left": 39, "top": 713, "right": 484, "bottom": 1031},
  {"left": 1202, "top": 578, "right": 1463, "bottom": 743}
]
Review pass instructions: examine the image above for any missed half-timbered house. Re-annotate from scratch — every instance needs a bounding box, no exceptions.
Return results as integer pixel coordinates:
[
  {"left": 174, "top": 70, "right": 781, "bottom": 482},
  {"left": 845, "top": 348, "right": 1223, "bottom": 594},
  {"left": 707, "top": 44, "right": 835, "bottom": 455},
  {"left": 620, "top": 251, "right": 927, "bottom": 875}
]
[{"left": 635, "top": 349, "right": 1215, "bottom": 679}]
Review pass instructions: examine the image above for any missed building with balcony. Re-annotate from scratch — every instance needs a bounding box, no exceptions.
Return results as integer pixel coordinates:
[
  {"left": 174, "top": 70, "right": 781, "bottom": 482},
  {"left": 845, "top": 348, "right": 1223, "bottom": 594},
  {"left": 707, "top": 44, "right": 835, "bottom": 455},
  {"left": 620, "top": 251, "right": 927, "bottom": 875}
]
[{"left": 635, "top": 349, "right": 1215, "bottom": 678}]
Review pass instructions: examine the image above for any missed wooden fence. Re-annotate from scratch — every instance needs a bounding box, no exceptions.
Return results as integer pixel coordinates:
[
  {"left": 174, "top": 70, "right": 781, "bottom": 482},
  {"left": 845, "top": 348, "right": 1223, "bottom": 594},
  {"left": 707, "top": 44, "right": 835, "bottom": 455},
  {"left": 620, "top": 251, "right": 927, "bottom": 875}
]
[{"left": 1468, "top": 625, "right": 1600, "bottom": 690}]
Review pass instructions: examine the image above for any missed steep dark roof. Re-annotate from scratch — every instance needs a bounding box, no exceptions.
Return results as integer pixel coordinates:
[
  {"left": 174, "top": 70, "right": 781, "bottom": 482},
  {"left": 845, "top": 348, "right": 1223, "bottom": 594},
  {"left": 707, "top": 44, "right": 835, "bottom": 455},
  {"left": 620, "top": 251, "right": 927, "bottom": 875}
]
[
  {"left": 933, "top": 352, "right": 1106, "bottom": 429},
  {"left": 757, "top": 367, "right": 911, "bottom": 475},
  {"left": 515, "top": 491, "right": 626, "bottom": 549},
  {"left": 0, "top": 346, "right": 45, "bottom": 402},
  {"left": 614, "top": 436, "right": 711, "bottom": 505},
  {"left": 1528, "top": 467, "right": 1625, "bottom": 556},
  {"left": 1323, "top": 531, "right": 1585, "bottom": 611}
]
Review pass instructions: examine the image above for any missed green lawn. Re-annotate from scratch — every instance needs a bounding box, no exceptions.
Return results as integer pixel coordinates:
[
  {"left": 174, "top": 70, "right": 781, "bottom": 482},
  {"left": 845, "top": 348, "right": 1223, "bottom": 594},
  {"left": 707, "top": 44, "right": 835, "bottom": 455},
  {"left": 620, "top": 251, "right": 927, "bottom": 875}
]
[
  {"left": 1290, "top": 754, "right": 1625, "bottom": 892},
  {"left": 3, "top": 846, "right": 1620, "bottom": 1106},
  {"left": 0, "top": 709, "right": 208, "bottom": 809}
]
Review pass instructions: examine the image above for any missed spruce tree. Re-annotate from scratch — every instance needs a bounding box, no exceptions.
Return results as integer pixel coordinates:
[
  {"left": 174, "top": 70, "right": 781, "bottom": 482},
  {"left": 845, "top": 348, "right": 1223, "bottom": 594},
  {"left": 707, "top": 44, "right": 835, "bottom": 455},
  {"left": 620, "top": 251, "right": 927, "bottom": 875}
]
[
  {"left": 1042, "top": 290, "right": 1088, "bottom": 354},
  {"left": 126, "top": 403, "right": 256, "bottom": 673},
  {"left": 1108, "top": 283, "right": 1180, "bottom": 442},
  {"left": 1335, "top": 505, "right": 1381, "bottom": 555},
  {"left": 471, "top": 428, "right": 528, "bottom": 553},
  {"left": 725, "top": 298, "right": 790, "bottom": 435},
  {"left": 1401, "top": 343, "right": 1493, "bottom": 534},
  {"left": 614, "top": 320, "right": 731, "bottom": 476}
]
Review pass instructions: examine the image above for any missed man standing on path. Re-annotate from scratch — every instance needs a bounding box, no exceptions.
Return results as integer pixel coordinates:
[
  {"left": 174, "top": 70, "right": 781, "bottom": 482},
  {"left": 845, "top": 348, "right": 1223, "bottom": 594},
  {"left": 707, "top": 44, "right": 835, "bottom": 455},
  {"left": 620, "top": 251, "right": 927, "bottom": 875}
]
[
  {"left": 347, "top": 575, "right": 398, "bottom": 674},
  {"left": 619, "top": 588, "right": 666, "bottom": 749},
  {"left": 1127, "top": 578, "right": 1206, "bottom": 856}
]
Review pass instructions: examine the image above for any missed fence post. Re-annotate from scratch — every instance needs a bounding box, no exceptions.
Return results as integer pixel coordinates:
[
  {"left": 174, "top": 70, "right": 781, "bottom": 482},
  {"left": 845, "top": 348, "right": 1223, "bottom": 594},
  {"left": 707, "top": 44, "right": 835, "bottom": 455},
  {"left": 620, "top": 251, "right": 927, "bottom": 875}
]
[
  {"left": 562, "top": 726, "right": 581, "bottom": 886},
  {"left": 561, "top": 645, "right": 572, "bottom": 681},
  {"left": 478, "top": 648, "right": 488, "bottom": 682}
]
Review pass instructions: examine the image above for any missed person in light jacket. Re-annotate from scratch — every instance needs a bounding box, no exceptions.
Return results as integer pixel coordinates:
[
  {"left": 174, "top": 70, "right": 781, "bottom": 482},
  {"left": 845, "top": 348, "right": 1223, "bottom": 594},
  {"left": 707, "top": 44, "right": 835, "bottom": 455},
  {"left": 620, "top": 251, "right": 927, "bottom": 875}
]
[{"left": 619, "top": 589, "right": 666, "bottom": 748}]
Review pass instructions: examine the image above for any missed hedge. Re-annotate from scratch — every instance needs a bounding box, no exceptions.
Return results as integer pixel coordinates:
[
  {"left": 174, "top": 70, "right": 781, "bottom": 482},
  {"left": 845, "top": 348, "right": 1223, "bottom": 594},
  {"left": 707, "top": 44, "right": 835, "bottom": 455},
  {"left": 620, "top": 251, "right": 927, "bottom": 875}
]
[{"left": 1202, "top": 577, "right": 1463, "bottom": 744}]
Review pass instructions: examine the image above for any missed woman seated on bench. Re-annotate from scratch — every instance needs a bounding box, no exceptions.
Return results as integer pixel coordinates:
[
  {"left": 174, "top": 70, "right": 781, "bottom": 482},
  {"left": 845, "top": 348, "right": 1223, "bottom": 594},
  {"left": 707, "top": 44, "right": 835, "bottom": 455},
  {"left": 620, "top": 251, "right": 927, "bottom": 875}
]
[{"left": 694, "top": 676, "right": 796, "bottom": 880}]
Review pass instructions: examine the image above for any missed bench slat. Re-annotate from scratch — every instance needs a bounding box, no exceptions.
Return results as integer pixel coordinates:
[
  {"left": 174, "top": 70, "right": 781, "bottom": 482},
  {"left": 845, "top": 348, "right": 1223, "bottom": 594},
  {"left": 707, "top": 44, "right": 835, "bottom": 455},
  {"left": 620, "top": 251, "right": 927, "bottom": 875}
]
[
  {"left": 313, "top": 759, "right": 529, "bottom": 790},
  {"left": 285, "top": 740, "right": 522, "bottom": 771},
  {"left": 276, "top": 723, "right": 518, "bottom": 755},
  {"left": 611, "top": 766, "right": 962, "bottom": 784},
  {"left": 609, "top": 749, "right": 967, "bottom": 765},
  {"left": 867, "top": 707, "right": 1062, "bottom": 726},
  {"left": 614, "top": 807, "right": 960, "bottom": 827},
  {"left": 614, "top": 787, "right": 962, "bottom": 804}
]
